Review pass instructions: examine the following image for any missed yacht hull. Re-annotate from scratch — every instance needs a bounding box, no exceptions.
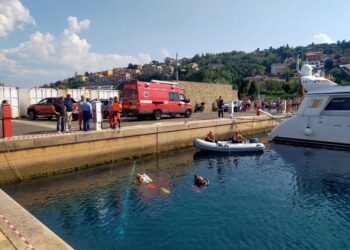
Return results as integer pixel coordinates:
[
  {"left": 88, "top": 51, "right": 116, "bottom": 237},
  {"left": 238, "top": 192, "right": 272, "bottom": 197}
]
[{"left": 270, "top": 114, "right": 350, "bottom": 150}]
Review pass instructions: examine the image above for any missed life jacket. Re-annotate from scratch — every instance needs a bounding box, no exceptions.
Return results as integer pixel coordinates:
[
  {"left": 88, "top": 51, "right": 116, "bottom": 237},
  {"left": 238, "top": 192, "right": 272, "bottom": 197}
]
[{"left": 112, "top": 102, "right": 120, "bottom": 112}]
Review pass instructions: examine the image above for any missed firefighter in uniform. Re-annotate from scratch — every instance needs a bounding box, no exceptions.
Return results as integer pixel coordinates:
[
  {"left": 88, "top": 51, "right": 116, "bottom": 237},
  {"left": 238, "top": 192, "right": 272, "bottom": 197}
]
[{"left": 111, "top": 96, "right": 121, "bottom": 129}]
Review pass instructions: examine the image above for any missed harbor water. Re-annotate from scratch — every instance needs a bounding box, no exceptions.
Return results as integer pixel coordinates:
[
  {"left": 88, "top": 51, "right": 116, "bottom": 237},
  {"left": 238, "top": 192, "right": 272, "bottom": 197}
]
[{"left": 4, "top": 136, "right": 350, "bottom": 250}]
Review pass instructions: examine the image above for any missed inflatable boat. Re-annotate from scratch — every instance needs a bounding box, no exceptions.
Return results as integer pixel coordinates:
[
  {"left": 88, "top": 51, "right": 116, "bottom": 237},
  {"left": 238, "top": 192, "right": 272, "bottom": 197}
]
[{"left": 193, "top": 138, "right": 265, "bottom": 153}]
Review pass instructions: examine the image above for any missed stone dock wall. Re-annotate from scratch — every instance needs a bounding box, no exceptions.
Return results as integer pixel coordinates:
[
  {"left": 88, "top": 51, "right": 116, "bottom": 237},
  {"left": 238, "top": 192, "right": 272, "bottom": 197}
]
[
  {"left": 178, "top": 81, "right": 237, "bottom": 112},
  {"left": 0, "top": 117, "right": 276, "bottom": 185}
]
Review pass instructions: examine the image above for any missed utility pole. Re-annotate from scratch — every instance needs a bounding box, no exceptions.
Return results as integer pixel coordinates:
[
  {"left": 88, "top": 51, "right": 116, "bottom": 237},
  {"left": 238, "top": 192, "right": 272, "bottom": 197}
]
[{"left": 176, "top": 52, "right": 179, "bottom": 82}]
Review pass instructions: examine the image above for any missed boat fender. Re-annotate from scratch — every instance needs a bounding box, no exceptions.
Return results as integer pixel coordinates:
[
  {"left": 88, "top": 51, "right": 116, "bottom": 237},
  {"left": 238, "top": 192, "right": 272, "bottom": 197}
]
[{"left": 304, "top": 127, "right": 313, "bottom": 136}]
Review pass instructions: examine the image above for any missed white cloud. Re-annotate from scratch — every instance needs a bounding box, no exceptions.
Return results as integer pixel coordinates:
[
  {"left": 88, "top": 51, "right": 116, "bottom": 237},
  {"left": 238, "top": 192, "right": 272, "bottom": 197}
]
[
  {"left": 0, "top": 0, "right": 35, "bottom": 38},
  {"left": 4, "top": 31, "right": 55, "bottom": 60},
  {"left": 67, "top": 16, "right": 90, "bottom": 34},
  {"left": 313, "top": 33, "right": 334, "bottom": 44},
  {"left": 161, "top": 48, "right": 171, "bottom": 57},
  {"left": 0, "top": 16, "right": 152, "bottom": 87}
]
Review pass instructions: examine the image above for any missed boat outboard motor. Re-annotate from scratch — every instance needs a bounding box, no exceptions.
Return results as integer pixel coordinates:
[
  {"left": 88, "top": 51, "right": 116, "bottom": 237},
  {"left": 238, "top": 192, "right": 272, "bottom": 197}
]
[{"left": 249, "top": 138, "right": 259, "bottom": 143}]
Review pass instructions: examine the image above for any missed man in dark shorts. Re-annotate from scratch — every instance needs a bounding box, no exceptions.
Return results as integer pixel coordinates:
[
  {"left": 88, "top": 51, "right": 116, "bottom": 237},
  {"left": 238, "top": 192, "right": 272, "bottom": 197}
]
[
  {"left": 64, "top": 94, "right": 74, "bottom": 131},
  {"left": 53, "top": 96, "right": 66, "bottom": 133},
  {"left": 217, "top": 96, "right": 224, "bottom": 118}
]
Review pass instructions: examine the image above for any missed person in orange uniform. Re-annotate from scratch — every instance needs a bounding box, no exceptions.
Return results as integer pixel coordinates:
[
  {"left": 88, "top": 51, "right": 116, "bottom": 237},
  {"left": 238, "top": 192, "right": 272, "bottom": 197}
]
[{"left": 111, "top": 96, "right": 121, "bottom": 130}]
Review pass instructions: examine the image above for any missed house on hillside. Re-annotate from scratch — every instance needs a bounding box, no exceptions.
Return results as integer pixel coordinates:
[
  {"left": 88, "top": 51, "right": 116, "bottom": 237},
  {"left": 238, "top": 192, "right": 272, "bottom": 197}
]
[
  {"left": 94, "top": 69, "right": 113, "bottom": 77},
  {"left": 189, "top": 63, "right": 199, "bottom": 70},
  {"left": 164, "top": 57, "right": 176, "bottom": 65},
  {"left": 305, "top": 52, "right": 326, "bottom": 68},
  {"left": 283, "top": 57, "right": 295, "bottom": 66},
  {"left": 339, "top": 56, "right": 350, "bottom": 65},
  {"left": 142, "top": 64, "right": 162, "bottom": 74},
  {"left": 270, "top": 63, "right": 288, "bottom": 76}
]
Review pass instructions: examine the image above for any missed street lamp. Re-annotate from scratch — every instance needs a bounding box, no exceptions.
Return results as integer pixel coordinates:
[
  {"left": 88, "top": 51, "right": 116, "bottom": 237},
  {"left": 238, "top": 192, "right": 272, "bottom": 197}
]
[
  {"left": 176, "top": 52, "right": 179, "bottom": 82},
  {"left": 257, "top": 75, "right": 261, "bottom": 100}
]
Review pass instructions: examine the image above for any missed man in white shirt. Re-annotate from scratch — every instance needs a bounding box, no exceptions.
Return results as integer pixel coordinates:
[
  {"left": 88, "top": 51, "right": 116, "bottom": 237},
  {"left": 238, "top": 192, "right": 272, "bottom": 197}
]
[{"left": 81, "top": 98, "right": 92, "bottom": 131}]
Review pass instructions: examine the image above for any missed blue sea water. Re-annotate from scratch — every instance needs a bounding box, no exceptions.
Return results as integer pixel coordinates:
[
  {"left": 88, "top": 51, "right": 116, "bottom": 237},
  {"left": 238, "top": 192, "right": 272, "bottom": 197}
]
[{"left": 4, "top": 141, "right": 350, "bottom": 250}]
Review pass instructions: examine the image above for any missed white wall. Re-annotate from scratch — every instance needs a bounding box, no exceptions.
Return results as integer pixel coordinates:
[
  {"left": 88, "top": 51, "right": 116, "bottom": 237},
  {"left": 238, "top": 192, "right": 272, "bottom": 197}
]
[
  {"left": 0, "top": 87, "right": 19, "bottom": 118},
  {"left": 18, "top": 88, "right": 119, "bottom": 117},
  {"left": 19, "top": 88, "right": 58, "bottom": 117}
]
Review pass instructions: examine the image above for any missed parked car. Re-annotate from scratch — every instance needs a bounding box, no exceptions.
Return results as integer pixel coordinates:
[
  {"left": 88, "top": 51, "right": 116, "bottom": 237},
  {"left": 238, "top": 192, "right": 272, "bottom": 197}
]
[
  {"left": 99, "top": 99, "right": 110, "bottom": 119},
  {"left": 224, "top": 100, "right": 242, "bottom": 112},
  {"left": 27, "top": 97, "right": 79, "bottom": 120},
  {"left": 263, "top": 101, "right": 277, "bottom": 110}
]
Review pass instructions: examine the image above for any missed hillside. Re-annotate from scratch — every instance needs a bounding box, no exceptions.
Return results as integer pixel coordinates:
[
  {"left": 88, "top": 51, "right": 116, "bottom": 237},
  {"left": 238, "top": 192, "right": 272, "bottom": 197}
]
[
  {"left": 47, "top": 41, "right": 350, "bottom": 98},
  {"left": 171, "top": 41, "right": 350, "bottom": 86}
]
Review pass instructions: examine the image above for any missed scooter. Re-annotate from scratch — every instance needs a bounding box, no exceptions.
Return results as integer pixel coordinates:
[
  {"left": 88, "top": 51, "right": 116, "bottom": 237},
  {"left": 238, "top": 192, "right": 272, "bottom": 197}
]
[{"left": 194, "top": 102, "right": 205, "bottom": 112}]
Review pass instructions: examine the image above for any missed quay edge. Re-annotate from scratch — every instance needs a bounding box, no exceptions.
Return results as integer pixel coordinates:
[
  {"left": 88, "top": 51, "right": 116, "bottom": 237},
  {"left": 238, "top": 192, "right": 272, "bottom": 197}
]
[
  {"left": 0, "top": 189, "right": 73, "bottom": 249},
  {"left": 0, "top": 116, "right": 278, "bottom": 185}
]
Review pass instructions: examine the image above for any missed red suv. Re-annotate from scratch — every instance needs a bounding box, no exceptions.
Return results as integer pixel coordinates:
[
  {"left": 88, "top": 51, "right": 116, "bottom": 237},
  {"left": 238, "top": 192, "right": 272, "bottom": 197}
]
[{"left": 27, "top": 97, "right": 79, "bottom": 120}]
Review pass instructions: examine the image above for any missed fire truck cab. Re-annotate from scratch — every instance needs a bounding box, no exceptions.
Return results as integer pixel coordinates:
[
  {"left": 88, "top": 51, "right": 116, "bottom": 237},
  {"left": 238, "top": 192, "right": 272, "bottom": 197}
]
[{"left": 122, "top": 80, "right": 192, "bottom": 120}]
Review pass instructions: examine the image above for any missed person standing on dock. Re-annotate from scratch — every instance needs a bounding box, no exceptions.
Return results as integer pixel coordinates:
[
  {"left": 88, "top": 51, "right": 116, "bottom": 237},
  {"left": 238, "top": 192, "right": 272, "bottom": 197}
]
[
  {"left": 111, "top": 96, "right": 121, "bottom": 130},
  {"left": 64, "top": 94, "right": 74, "bottom": 132},
  {"left": 78, "top": 95, "right": 85, "bottom": 131},
  {"left": 82, "top": 98, "right": 92, "bottom": 131},
  {"left": 53, "top": 96, "right": 66, "bottom": 133},
  {"left": 217, "top": 96, "right": 224, "bottom": 118}
]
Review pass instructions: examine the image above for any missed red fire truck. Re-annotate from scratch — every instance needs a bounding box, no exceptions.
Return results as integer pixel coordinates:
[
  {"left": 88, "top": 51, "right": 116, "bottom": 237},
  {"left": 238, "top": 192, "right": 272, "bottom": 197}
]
[{"left": 122, "top": 80, "right": 192, "bottom": 120}]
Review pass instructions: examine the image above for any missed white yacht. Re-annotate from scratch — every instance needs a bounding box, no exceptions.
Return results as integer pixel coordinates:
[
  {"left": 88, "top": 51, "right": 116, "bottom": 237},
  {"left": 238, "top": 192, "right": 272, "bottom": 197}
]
[{"left": 270, "top": 64, "right": 350, "bottom": 149}]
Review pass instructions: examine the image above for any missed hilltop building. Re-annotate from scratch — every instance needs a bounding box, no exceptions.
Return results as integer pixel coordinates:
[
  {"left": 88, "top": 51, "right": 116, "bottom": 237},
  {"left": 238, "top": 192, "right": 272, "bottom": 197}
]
[
  {"left": 270, "top": 63, "right": 289, "bottom": 76},
  {"left": 305, "top": 52, "right": 325, "bottom": 68}
]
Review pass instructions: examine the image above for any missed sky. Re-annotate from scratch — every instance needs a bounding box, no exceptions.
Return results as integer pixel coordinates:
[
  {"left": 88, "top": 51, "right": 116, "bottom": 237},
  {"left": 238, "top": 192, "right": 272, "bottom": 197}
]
[{"left": 1, "top": 0, "right": 350, "bottom": 87}]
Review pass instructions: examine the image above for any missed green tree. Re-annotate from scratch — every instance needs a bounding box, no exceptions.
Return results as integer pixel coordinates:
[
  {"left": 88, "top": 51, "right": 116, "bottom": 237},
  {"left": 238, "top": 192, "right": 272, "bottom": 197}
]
[
  {"left": 247, "top": 81, "right": 257, "bottom": 99},
  {"left": 281, "top": 83, "right": 292, "bottom": 94}
]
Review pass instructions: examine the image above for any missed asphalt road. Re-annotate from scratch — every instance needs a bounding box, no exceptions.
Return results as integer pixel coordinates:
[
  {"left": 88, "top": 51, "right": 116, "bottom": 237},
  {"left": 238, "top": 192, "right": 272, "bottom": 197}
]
[{"left": 0, "top": 111, "right": 258, "bottom": 137}]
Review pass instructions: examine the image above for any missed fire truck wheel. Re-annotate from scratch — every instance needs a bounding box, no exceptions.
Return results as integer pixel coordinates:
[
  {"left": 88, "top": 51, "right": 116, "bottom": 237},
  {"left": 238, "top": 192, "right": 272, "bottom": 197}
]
[
  {"left": 185, "top": 109, "right": 192, "bottom": 118},
  {"left": 153, "top": 110, "right": 162, "bottom": 120}
]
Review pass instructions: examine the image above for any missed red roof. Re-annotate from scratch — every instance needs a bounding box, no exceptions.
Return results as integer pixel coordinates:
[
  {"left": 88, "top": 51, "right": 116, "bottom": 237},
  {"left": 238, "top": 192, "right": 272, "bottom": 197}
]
[{"left": 306, "top": 52, "right": 323, "bottom": 57}]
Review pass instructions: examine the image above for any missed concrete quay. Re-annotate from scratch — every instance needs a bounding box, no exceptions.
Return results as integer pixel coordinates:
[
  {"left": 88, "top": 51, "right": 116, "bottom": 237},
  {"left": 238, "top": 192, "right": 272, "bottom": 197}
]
[
  {"left": 0, "top": 189, "right": 72, "bottom": 250},
  {"left": 0, "top": 115, "right": 280, "bottom": 185}
]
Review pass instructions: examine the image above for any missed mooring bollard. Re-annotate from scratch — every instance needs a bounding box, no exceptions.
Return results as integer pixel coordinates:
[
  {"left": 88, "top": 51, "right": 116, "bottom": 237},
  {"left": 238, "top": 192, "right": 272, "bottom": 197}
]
[
  {"left": 92, "top": 100, "right": 102, "bottom": 131},
  {"left": 282, "top": 100, "right": 287, "bottom": 114},
  {"left": 1, "top": 100, "right": 12, "bottom": 138},
  {"left": 229, "top": 101, "right": 234, "bottom": 119}
]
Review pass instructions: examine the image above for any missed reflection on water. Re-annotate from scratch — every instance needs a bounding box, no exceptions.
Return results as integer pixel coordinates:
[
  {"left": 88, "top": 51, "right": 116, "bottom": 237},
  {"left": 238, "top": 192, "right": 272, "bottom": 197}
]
[{"left": 4, "top": 141, "right": 350, "bottom": 250}]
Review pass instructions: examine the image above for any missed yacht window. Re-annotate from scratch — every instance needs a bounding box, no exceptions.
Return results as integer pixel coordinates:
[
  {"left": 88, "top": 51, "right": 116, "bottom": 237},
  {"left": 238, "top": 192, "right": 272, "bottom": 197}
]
[
  {"left": 308, "top": 99, "right": 323, "bottom": 108},
  {"left": 325, "top": 97, "right": 350, "bottom": 110}
]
